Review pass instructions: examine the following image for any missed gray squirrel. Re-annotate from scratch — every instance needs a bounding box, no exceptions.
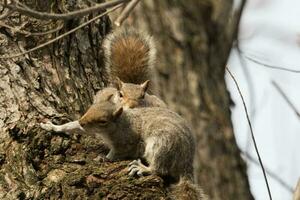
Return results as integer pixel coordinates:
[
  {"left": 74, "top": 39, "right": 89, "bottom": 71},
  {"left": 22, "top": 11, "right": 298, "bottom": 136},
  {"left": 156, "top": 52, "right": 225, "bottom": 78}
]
[
  {"left": 40, "top": 98, "right": 206, "bottom": 199},
  {"left": 40, "top": 28, "right": 207, "bottom": 199},
  {"left": 101, "top": 28, "right": 167, "bottom": 109},
  {"left": 93, "top": 79, "right": 166, "bottom": 110}
]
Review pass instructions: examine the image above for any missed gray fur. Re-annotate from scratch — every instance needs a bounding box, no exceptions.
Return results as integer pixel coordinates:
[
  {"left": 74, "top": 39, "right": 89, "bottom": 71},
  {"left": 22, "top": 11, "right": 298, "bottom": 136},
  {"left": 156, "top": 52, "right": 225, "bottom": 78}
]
[
  {"left": 93, "top": 87, "right": 119, "bottom": 104},
  {"left": 103, "top": 28, "right": 156, "bottom": 77},
  {"left": 82, "top": 102, "right": 195, "bottom": 180}
]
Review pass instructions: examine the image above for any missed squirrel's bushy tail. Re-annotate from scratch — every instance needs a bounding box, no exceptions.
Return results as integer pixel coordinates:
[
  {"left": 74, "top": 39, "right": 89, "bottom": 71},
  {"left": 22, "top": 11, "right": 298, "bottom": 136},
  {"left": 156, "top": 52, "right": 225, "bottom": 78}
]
[
  {"left": 103, "top": 28, "right": 156, "bottom": 85},
  {"left": 170, "top": 177, "right": 208, "bottom": 200}
]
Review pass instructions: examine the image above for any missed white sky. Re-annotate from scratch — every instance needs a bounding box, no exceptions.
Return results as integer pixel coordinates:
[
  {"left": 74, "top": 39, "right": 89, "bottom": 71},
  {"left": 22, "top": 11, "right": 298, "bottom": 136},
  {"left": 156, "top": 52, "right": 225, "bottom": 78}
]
[{"left": 226, "top": 0, "right": 300, "bottom": 199}]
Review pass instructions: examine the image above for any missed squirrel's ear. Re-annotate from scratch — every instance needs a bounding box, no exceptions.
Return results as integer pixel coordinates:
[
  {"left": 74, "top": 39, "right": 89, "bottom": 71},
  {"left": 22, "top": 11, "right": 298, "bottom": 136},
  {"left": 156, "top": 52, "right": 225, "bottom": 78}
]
[
  {"left": 112, "top": 106, "right": 123, "bottom": 119},
  {"left": 105, "top": 94, "right": 114, "bottom": 102},
  {"left": 140, "top": 80, "right": 150, "bottom": 92},
  {"left": 115, "top": 77, "right": 123, "bottom": 90}
]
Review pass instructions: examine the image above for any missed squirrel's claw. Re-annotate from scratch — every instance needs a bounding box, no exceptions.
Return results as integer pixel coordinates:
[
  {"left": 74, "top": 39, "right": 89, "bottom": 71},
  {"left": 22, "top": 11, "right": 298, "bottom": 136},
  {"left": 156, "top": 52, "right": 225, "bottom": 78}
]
[
  {"left": 40, "top": 121, "right": 54, "bottom": 131},
  {"left": 128, "top": 159, "right": 152, "bottom": 177},
  {"left": 128, "top": 159, "right": 141, "bottom": 166},
  {"left": 128, "top": 166, "right": 140, "bottom": 177}
]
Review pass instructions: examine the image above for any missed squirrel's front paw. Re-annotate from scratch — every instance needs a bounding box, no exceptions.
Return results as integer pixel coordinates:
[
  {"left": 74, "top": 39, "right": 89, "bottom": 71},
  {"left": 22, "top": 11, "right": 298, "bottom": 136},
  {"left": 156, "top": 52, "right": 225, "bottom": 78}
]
[
  {"left": 40, "top": 121, "right": 55, "bottom": 131},
  {"left": 128, "top": 159, "right": 152, "bottom": 177}
]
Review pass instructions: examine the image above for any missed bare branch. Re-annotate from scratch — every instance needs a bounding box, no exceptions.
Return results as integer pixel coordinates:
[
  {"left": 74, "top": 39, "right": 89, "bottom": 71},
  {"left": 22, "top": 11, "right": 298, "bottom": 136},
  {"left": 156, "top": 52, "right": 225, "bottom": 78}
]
[
  {"left": 0, "top": 8, "right": 13, "bottom": 20},
  {"left": 30, "top": 23, "right": 64, "bottom": 36},
  {"left": 232, "top": 0, "right": 247, "bottom": 43},
  {"left": 3, "top": 0, "right": 128, "bottom": 20},
  {"left": 114, "top": 0, "right": 141, "bottom": 26},
  {"left": 0, "top": 4, "right": 123, "bottom": 59},
  {"left": 222, "top": 0, "right": 247, "bottom": 69},
  {"left": 226, "top": 67, "right": 273, "bottom": 200},
  {"left": 240, "top": 51, "right": 300, "bottom": 73},
  {"left": 271, "top": 80, "right": 300, "bottom": 119},
  {"left": 227, "top": 2, "right": 273, "bottom": 198},
  {"left": 242, "top": 151, "right": 293, "bottom": 193},
  {"left": 0, "top": 20, "right": 63, "bottom": 36},
  {"left": 0, "top": 21, "right": 31, "bottom": 35}
]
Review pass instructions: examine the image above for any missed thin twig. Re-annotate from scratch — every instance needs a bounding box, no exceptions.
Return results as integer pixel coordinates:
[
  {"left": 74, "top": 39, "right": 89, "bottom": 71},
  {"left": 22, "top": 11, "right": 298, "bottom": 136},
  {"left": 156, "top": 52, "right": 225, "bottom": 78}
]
[
  {"left": 0, "top": 21, "right": 31, "bottom": 35},
  {"left": 114, "top": 0, "right": 140, "bottom": 26},
  {"left": 0, "top": 21, "right": 63, "bottom": 36},
  {"left": 232, "top": 0, "right": 247, "bottom": 43},
  {"left": 0, "top": 4, "right": 123, "bottom": 59},
  {"left": 235, "top": 47, "right": 257, "bottom": 154},
  {"left": 29, "top": 23, "right": 64, "bottom": 36},
  {"left": 3, "top": 0, "right": 128, "bottom": 20},
  {"left": 226, "top": 67, "right": 273, "bottom": 200},
  {"left": 240, "top": 51, "right": 300, "bottom": 73},
  {"left": 222, "top": 0, "right": 247, "bottom": 69},
  {"left": 0, "top": 8, "right": 13, "bottom": 20},
  {"left": 0, "top": 0, "right": 8, "bottom": 10},
  {"left": 242, "top": 151, "right": 293, "bottom": 193},
  {"left": 233, "top": 1, "right": 255, "bottom": 154},
  {"left": 271, "top": 80, "right": 300, "bottom": 119},
  {"left": 227, "top": 0, "right": 272, "bottom": 198}
]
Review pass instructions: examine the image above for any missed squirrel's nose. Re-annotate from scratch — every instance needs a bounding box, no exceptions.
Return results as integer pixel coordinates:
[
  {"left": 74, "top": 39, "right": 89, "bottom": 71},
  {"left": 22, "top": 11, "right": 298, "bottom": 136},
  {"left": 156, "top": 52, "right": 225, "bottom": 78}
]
[
  {"left": 122, "top": 99, "right": 138, "bottom": 109},
  {"left": 123, "top": 104, "right": 130, "bottom": 110}
]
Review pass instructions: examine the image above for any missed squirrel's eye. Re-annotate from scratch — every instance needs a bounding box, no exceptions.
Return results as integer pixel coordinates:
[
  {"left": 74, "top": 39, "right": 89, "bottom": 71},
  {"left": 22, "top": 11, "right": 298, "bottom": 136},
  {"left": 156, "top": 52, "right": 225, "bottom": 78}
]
[
  {"left": 98, "top": 120, "right": 108, "bottom": 125},
  {"left": 139, "top": 93, "right": 145, "bottom": 99},
  {"left": 119, "top": 92, "right": 124, "bottom": 98}
]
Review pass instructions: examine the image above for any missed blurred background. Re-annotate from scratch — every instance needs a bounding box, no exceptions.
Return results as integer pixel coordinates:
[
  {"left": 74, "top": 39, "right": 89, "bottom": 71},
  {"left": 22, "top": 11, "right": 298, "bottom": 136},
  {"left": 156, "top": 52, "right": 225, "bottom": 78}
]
[{"left": 227, "top": 0, "right": 300, "bottom": 199}]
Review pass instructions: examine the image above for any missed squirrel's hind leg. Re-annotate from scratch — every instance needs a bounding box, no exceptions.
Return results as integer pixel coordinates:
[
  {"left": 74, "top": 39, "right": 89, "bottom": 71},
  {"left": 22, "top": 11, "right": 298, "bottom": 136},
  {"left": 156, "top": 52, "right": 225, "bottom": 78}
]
[{"left": 106, "top": 149, "right": 120, "bottom": 161}]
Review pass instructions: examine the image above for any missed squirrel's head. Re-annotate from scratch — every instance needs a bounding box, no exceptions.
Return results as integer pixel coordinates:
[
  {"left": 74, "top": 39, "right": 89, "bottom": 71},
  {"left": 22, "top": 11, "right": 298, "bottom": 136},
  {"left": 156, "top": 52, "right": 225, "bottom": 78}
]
[
  {"left": 79, "top": 100, "right": 123, "bottom": 132},
  {"left": 115, "top": 77, "right": 149, "bottom": 110},
  {"left": 93, "top": 87, "right": 119, "bottom": 104}
]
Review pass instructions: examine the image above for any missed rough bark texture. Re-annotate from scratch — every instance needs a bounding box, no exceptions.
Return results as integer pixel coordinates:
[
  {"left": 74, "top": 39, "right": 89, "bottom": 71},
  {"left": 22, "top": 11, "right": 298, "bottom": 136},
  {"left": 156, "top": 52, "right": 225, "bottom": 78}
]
[
  {"left": 0, "top": 0, "right": 168, "bottom": 199},
  {"left": 0, "top": 0, "right": 253, "bottom": 199}
]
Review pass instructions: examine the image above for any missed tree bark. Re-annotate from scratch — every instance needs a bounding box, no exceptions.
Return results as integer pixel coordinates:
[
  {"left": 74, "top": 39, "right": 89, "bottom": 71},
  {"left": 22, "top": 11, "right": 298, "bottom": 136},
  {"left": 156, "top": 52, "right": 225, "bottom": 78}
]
[
  {"left": 294, "top": 179, "right": 300, "bottom": 200},
  {"left": 0, "top": 0, "right": 253, "bottom": 199},
  {"left": 0, "top": 0, "right": 168, "bottom": 199}
]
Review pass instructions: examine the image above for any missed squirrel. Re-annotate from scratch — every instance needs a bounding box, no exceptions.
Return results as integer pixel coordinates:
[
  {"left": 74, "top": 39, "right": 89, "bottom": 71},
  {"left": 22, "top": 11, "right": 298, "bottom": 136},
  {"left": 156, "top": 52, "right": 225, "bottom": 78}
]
[
  {"left": 40, "top": 99, "right": 207, "bottom": 200},
  {"left": 114, "top": 77, "right": 167, "bottom": 109},
  {"left": 100, "top": 28, "right": 167, "bottom": 109}
]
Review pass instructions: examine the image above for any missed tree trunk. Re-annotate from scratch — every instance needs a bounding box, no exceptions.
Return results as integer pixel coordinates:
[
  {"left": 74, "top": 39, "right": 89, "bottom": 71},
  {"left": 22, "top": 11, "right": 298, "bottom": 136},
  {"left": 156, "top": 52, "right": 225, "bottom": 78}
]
[
  {"left": 294, "top": 179, "right": 300, "bottom": 200},
  {"left": 127, "top": 1, "right": 254, "bottom": 199},
  {"left": 0, "top": 0, "right": 253, "bottom": 199}
]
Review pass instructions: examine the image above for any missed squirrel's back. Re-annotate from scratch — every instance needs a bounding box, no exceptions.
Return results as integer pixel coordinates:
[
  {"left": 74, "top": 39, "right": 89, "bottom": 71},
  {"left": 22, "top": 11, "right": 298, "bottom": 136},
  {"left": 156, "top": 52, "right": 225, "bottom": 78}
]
[
  {"left": 103, "top": 28, "right": 156, "bottom": 85},
  {"left": 126, "top": 107, "right": 191, "bottom": 134},
  {"left": 124, "top": 107, "right": 196, "bottom": 181}
]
